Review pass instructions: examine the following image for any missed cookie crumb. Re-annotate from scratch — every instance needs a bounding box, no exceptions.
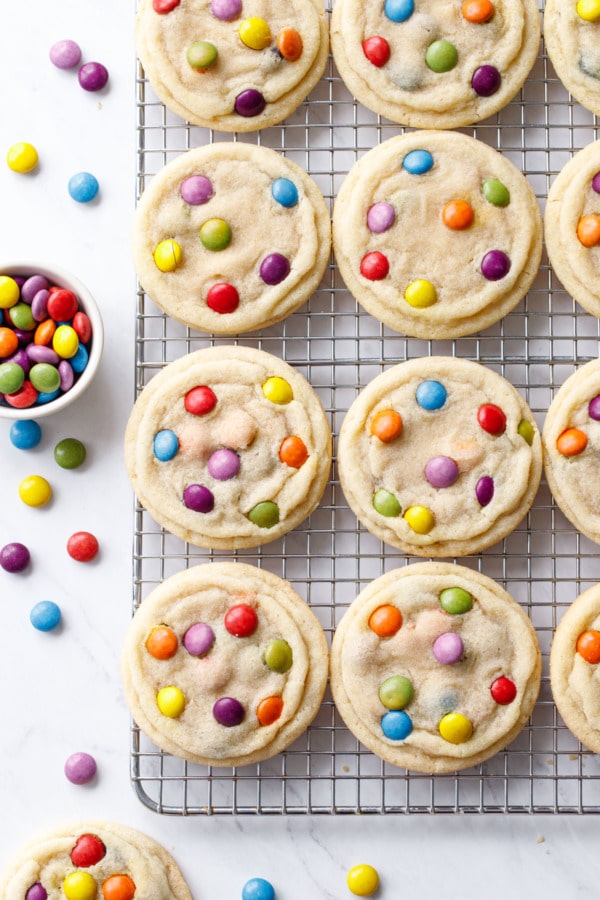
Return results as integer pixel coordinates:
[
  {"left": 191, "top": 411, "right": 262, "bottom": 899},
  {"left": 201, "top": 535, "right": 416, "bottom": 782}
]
[{"left": 536, "top": 835, "right": 545, "bottom": 844}]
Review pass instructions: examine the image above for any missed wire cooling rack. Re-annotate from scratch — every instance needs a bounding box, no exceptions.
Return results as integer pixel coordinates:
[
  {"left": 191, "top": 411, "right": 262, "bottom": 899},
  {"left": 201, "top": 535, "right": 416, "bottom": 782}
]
[{"left": 132, "top": 1, "right": 600, "bottom": 814}]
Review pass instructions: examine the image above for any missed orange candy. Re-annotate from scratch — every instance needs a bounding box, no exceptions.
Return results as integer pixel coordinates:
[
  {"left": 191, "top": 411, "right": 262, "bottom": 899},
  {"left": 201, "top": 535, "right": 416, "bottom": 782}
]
[
  {"left": 34, "top": 319, "right": 57, "bottom": 346},
  {"left": 556, "top": 427, "right": 588, "bottom": 457},
  {"left": 257, "top": 695, "right": 284, "bottom": 725},
  {"left": 370, "top": 409, "right": 402, "bottom": 442},
  {"left": 279, "top": 435, "right": 309, "bottom": 468},
  {"left": 103, "top": 875, "right": 136, "bottom": 900},
  {"left": 0, "top": 326, "right": 18, "bottom": 358},
  {"left": 145, "top": 625, "right": 178, "bottom": 660},
  {"left": 368, "top": 604, "right": 402, "bottom": 637},
  {"left": 576, "top": 214, "right": 600, "bottom": 247},
  {"left": 576, "top": 630, "right": 600, "bottom": 664},
  {"left": 442, "top": 199, "right": 474, "bottom": 230},
  {"left": 461, "top": 0, "right": 495, "bottom": 21},
  {"left": 277, "top": 27, "right": 303, "bottom": 61}
]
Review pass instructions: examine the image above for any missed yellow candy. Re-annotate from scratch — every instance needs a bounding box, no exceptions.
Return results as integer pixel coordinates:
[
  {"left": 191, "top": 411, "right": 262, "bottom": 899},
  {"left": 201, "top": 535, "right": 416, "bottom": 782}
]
[
  {"left": 262, "top": 376, "right": 293, "bottom": 404},
  {"left": 6, "top": 141, "right": 38, "bottom": 173},
  {"left": 52, "top": 324, "right": 79, "bottom": 359},
  {"left": 404, "top": 505, "right": 434, "bottom": 534},
  {"left": 347, "top": 864, "right": 380, "bottom": 897},
  {"left": 239, "top": 17, "right": 272, "bottom": 50},
  {"left": 577, "top": 0, "right": 600, "bottom": 20},
  {"left": 153, "top": 239, "right": 182, "bottom": 272},
  {"left": 404, "top": 279, "right": 437, "bottom": 308},
  {"left": 18, "top": 475, "right": 52, "bottom": 508},
  {"left": 157, "top": 685, "right": 186, "bottom": 718},
  {"left": 0, "top": 276, "right": 20, "bottom": 309},
  {"left": 62, "top": 871, "right": 97, "bottom": 900},
  {"left": 439, "top": 712, "right": 473, "bottom": 744}
]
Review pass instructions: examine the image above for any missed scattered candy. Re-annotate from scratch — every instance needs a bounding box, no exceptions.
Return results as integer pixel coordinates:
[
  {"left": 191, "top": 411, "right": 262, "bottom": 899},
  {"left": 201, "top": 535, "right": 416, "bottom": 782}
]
[
  {"left": 213, "top": 696, "right": 245, "bottom": 726},
  {"left": 103, "top": 875, "right": 136, "bottom": 900},
  {"left": 30, "top": 600, "right": 61, "bottom": 632},
  {"left": 6, "top": 142, "right": 39, "bottom": 174},
  {"left": 49, "top": 39, "right": 82, "bottom": 69},
  {"left": 78, "top": 61, "right": 109, "bottom": 91},
  {"left": 54, "top": 437, "right": 87, "bottom": 469},
  {"left": 64, "top": 751, "right": 97, "bottom": 784},
  {"left": 242, "top": 877, "right": 276, "bottom": 900},
  {"left": 157, "top": 685, "right": 186, "bottom": 718},
  {"left": 347, "top": 864, "right": 380, "bottom": 897},
  {"left": 207, "top": 447, "right": 240, "bottom": 480},
  {"left": 425, "top": 39, "right": 458, "bottom": 73},
  {"left": 279, "top": 435, "right": 308, "bottom": 467},
  {"left": 19, "top": 474, "right": 52, "bottom": 507},
  {"left": 154, "top": 429, "right": 179, "bottom": 461},
  {"left": 67, "top": 531, "right": 99, "bottom": 561},
  {"left": 68, "top": 172, "right": 100, "bottom": 203},
  {"left": 577, "top": 214, "right": 600, "bottom": 247},
  {"left": 438, "top": 711, "right": 473, "bottom": 743},
  {"left": 0, "top": 541, "right": 30, "bottom": 573}
]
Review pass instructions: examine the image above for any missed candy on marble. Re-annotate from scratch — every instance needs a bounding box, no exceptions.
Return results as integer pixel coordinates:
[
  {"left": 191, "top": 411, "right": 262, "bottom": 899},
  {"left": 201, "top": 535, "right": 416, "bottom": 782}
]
[
  {"left": 78, "top": 61, "right": 109, "bottom": 91},
  {"left": 242, "top": 877, "right": 276, "bottom": 900},
  {"left": 68, "top": 172, "right": 99, "bottom": 203},
  {"left": 146, "top": 625, "right": 179, "bottom": 660},
  {"left": 347, "top": 864, "right": 379, "bottom": 898},
  {"left": 6, "top": 142, "right": 38, "bottom": 173},
  {"left": 30, "top": 600, "right": 61, "bottom": 631},
  {"left": 157, "top": 685, "right": 186, "bottom": 717},
  {"left": 0, "top": 541, "right": 30, "bottom": 573},
  {"left": 368, "top": 604, "right": 402, "bottom": 636},
  {"left": 67, "top": 531, "right": 99, "bottom": 562},
  {"left": 19, "top": 474, "right": 51, "bottom": 507},
  {"left": 225, "top": 604, "right": 258, "bottom": 637}
]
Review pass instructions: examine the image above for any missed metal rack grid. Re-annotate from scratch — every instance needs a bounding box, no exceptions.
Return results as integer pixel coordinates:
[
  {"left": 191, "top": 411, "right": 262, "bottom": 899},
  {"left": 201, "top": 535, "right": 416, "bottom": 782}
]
[{"left": 132, "top": 1, "right": 600, "bottom": 814}]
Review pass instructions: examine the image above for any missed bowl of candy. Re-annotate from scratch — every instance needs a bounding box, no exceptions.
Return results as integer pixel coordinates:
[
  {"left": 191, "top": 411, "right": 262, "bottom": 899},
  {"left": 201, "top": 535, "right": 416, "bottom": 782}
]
[{"left": 0, "top": 262, "right": 104, "bottom": 418}]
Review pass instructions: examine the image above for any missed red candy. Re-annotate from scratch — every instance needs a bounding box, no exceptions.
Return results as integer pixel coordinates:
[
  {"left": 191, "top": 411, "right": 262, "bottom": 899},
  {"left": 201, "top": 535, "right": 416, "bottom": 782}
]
[
  {"left": 490, "top": 676, "right": 517, "bottom": 704},
  {"left": 477, "top": 403, "right": 506, "bottom": 435},
  {"left": 47, "top": 289, "right": 78, "bottom": 321},
  {"left": 224, "top": 604, "right": 258, "bottom": 637},
  {"left": 70, "top": 833, "right": 106, "bottom": 867},
  {"left": 360, "top": 251, "right": 390, "bottom": 281},
  {"left": 73, "top": 311, "right": 92, "bottom": 343},
  {"left": 3, "top": 381, "right": 38, "bottom": 408},
  {"left": 362, "top": 35, "right": 391, "bottom": 67},
  {"left": 206, "top": 283, "right": 240, "bottom": 314},
  {"left": 184, "top": 385, "right": 217, "bottom": 416},
  {"left": 67, "top": 531, "right": 99, "bottom": 562},
  {"left": 153, "top": 0, "right": 181, "bottom": 10}
]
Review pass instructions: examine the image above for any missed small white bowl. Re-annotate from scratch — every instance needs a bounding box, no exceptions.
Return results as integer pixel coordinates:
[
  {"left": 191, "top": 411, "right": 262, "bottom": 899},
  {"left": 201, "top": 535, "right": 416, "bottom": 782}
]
[{"left": 0, "top": 261, "right": 104, "bottom": 419}]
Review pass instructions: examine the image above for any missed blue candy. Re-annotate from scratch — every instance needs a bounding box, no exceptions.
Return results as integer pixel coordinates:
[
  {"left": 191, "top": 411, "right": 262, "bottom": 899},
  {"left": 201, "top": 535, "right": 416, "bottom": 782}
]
[
  {"left": 271, "top": 178, "right": 298, "bottom": 208},
  {"left": 10, "top": 419, "right": 42, "bottom": 449},
  {"left": 381, "top": 710, "right": 413, "bottom": 741},
  {"left": 242, "top": 878, "right": 275, "bottom": 900},
  {"left": 68, "top": 171, "right": 99, "bottom": 203},
  {"left": 30, "top": 600, "right": 62, "bottom": 632},
  {"left": 415, "top": 380, "right": 447, "bottom": 411},
  {"left": 36, "top": 388, "right": 61, "bottom": 405},
  {"left": 402, "top": 149, "right": 434, "bottom": 175},
  {"left": 384, "top": 0, "right": 414, "bottom": 21},
  {"left": 153, "top": 429, "right": 179, "bottom": 461},
  {"left": 70, "top": 343, "right": 89, "bottom": 374}
]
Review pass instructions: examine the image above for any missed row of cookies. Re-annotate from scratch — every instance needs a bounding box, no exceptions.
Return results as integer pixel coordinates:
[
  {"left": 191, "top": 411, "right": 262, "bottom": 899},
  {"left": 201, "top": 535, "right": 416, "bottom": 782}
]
[
  {"left": 136, "top": 0, "right": 600, "bottom": 131},
  {"left": 133, "top": 133, "right": 600, "bottom": 341}
]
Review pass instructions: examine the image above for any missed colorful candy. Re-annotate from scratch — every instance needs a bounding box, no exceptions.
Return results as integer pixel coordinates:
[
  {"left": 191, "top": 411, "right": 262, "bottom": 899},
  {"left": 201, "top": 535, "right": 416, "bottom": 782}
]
[
  {"left": 517, "top": 419, "right": 535, "bottom": 445},
  {"left": 187, "top": 41, "right": 219, "bottom": 71},
  {"left": 199, "top": 217, "right": 232, "bottom": 251},
  {"left": 157, "top": 685, "right": 186, "bottom": 717},
  {"left": 25, "top": 884, "right": 47, "bottom": 900},
  {"left": 213, "top": 696, "right": 245, "bottom": 726},
  {"left": 242, "top": 877, "right": 276, "bottom": 900},
  {"left": 0, "top": 541, "right": 30, "bottom": 573},
  {"left": 78, "top": 61, "right": 109, "bottom": 91},
  {"left": 259, "top": 253, "right": 290, "bottom": 285},
  {"left": 64, "top": 751, "right": 97, "bottom": 784},
  {"left": 263, "top": 639, "right": 293, "bottom": 673},
  {"left": 360, "top": 251, "right": 389, "bottom": 280},
  {"left": 480, "top": 249, "right": 510, "bottom": 280},
  {"left": 54, "top": 437, "right": 87, "bottom": 469},
  {"left": 153, "top": 239, "right": 182, "bottom": 272},
  {"left": 362, "top": 35, "right": 391, "bottom": 67},
  {"left": 19, "top": 474, "right": 52, "bottom": 507},
  {"left": 239, "top": 17, "right": 272, "bottom": 50},
  {"left": 71, "top": 834, "right": 106, "bottom": 867},
  {"left": 368, "top": 604, "right": 402, "bottom": 636},
  {"left": 372, "top": 487, "right": 401, "bottom": 517},
  {"left": 442, "top": 199, "right": 474, "bottom": 230},
  {"left": 556, "top": 427, "right": 587, "bottom": 456},
  {"left": 63, "top": 872, "right": 96, "bottom": 900},
  {"left": 471, "top": 65, "right": 501, "bottom": 96},
  {"left": 347, "top": 864, "right": 380, "bottom": 897},
  {"left": 439, "top": 586, "right": 473, "bottom": 615},
  {"left": 211, "top": 0, "right": 241, "bottom": 18},
  {"left": 404, "top": 504, "right": 434, "bottom": 533},
  {"left": 370, "top": 409, "right": 402, "bottom": 442},
  {"left": 381, "top": 709, "right": 413, "bottom": 740},
  {"left": 402, "top": 149, "right": 433, "bottom": 175},
  {"left": 185, "top": 384, "right": 217, "bottom": 415},
  {"left": 225, "top": 604, "right": 258, "bottom": 637},
  {"left": 577, "top": 0, "right": 600, "bottom": 20},
  {"left": 68, "top": 172, "right": 100, "bottom": 203},
  {"left": 67, "top": 531, "right": 99, "bottom": 562},
  {"left": 438, "top": 711, "right": 473, "bottom": 743},
  {"left": 425, "top": 39, "right": 458, "bottom": 73},
  {"left": 589, "top": 394, "right": 600, "bottom": 420},
  {"left": 277, "top": 28, "right": 303, "bottom": 61},
  {"left": 146, "top": 625, "right": 179, "bottom": 659},
  {"left": 490, "top": 675, "right": 517, "bottom": 704},
  {"left": 49, "top": 39, "right": 82, "bottom": 69},
  {"left": 477, "top": 403, "right": 506, "bottom": 435},
  {"left": 262, "top": 376, "right": 293, "bottom": 404},
  {"left": 379, "top": 675, "right": 413, "bottom": 709},
  {"left": 577, "top": 214, "right": 600, "bottom": 247},
  {"left": 183, "top": 622, "right": 215, "bottom": 656},
  {"left": 475, "top": 475, "right": 495, "bottom": 506},
  {"left": 103, "top": 875, "right": 136, "bottom": 900},
  {"left": 256, "top": 696, "right": 284, "bottom": 725},
  {"left": 385, "top": 0, "right": 414, "bottom": 21},
  {"left": 207, "top": 447, "right": 240, "bottom": 480},
  {"left": 482, "top": 178, "right": 510, "bottom": 207},
  {"left": 272, "top": 178, "right": 298, "bottom": 207},
  {"left": 367, "top": 202, "right": 395, "bottom": 233},
  {"left": 425, "top": 455, "right": 458, "bottom": 488},
  {"left": 154, "top": 429, "right": 179, "bottom": 461},
  {"left": 6, "top": 142, "right": 39, "bottom": 173},
  {"left": 248, "top": 501, "right": 280, "bottom": 527},
  {"left": 415, "top": 379, "right": 447, "bottom": 410},
  {"left": 279, "top": 435, "right": 308, "bottom": 467},
  {"left": 576, "top": 629, "right": 600, "bottom": 663},
  {"left": 462, "top": 0, "right": 494, "bottom": 22},
  {"left": 181, "top": 174, "right": 213, "bottom": 204},
  {"left": 432, "top": 631, "right": 464, "bottom": 664},
  {"left": 206, "top": 282, "right": 240, "bottom": 314},
  {"left": 30, "top": 600, "right": 61, "bottom": 631},
  {"left": 183, "top": 483, "right": 214, "bottom": 512}
]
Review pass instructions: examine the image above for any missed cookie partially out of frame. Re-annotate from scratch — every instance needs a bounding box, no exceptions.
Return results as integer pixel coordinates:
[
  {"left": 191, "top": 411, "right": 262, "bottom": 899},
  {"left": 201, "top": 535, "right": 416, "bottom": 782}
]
[
  {"left": 544, "top": 0, "right": 600, "bottom": 117},
  {"left": 550, "top": 584, "right": 600, "bottom": 755},
  {"left": 330, "top": 563, "right": 541, "bottom": 774},
  {"left": 542, "top": 358, "right": 600, "bottom": 545},
  {"left": 135, "top": 0, "right": 329, "bottom": 131},
  {"left": 133, "top": 143, "right": 331, "bottom": 335},
  {"left": 337, "top": 356, "right": 542, "bottom": 556},
  {"left": 124, "top": 346, "right": 332, "bottom": 549},
  {"left": 333, "top": 131, "right": 542, "bottom": 339},
  {"left": 545, "top": 140, "right": 600, "bottom": 320},
  {"left": 0, "top": 820, "right": 191, "bottom": 899},
  {"left": 121, "top": 562, "right": 329, "bottom": 767},
  {"left": 330, "top": 0, "right": 540, "bottom": 129}
]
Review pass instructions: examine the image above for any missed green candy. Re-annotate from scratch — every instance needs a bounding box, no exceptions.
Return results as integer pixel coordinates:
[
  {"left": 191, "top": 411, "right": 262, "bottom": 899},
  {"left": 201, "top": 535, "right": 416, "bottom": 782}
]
[
  {"left": 248, "top": 501, "right": 280, "bottom": 528},
  {"left": 440, "top": 587, "right": 473, "bottom": 615},
  {"left": 9, "top": 302, "right": 36, "bottom": 332},
  {"left": 379, "top": 675, "right": 413, "bottom": 710},
  {"left": 518, "top": 418, "right": 535, "bottom": 446},
  {"left": 54, "top": 437, "right": 87, "bottom": 469},
  {"left": 29, "top": 363, "right": 60, "bottom": 394},
  {"left": 199, "top": 217, "right": 232, "bottom": 251},
  {"left": 0, "top": 362, "right": 25, "bottom": 394},
  {"left": 186, "top": 40, "right": 218, "bottom": 71},
  {"left": 372, "top": 488, "right": 401, "bottom": 517},
  {"left": 425, "top": 39, "right": 458, "bottom": 73},
  {"left": 482, "top": 178, "right": 510, "bottom": 207},
  {"left": 263, "top": 638, "right": 293, "bottom": 673}
]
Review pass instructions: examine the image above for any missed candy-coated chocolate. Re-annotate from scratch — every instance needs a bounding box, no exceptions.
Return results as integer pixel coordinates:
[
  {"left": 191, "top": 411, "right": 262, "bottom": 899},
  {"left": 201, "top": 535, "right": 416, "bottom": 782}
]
[
  {"left": 36, "top": 388, "right": 61, "bottom": 405},
  {"left": 4, "top": 380, "right": 38, "bottom": 409},
  {"left": 263, "top": 638, "right": 293, "bottom": 673},
  {"left": 256, "top": 696, "right": 284, "bottom": 725},
  {"left": 102, "top": 875, "right": 136, "bottom": 900},
  {"left": 224, "top": 604, "right": 258, "bottom": 637},
  {"left": 234, "top": 88, "right": 266, "bottom": 117},
  {"left": 0, "top": 276, "right": 20, "bottom": 309},
  {"left": 490, "top": 675, "right": 517, "bottom": 704},
  {"left": 259, "top": 253, "right": 290, "bottom": 285},
  {"left": 589, "top": 394, "right": 600, "bottom": 421},
  {"left": 402, "top": 149, "right": 433, "bottom": 175},
  {"left": 157, "top": 685, "right": 186, "bottom": 717},
  {"left": 432, "top": 631, "right": 464, "bottom": 664},
  {"left": 186, "top": 41, "right": 218, "bottom": 71},
  {"left": 9, "top": 302, "right": 36, "bottom": 332},
  {"left": 271, "top": 178, "right": 299, "bottom": 208},
  {"left": 385, "top": 0, "right": 414, "bottom": 21},
  {"left": 183, "top": 483, "right": 214, "bottom": 512},
  {"left": 440, "top": 586, "right": 473, "bottom": 614},
  {"left": 242, "top": 877, "right": 276, "bottom": 900},
  {"left": 213, "top": 696, "right": 245, "bottom": 726},
  {"left": 63, "top": 871, "right": 97, "bottom": 900},
  {"left": 59, "top": 359, "right": 75, "bottom": 392},
  {"left": 68, "top": 172, "right": 99, "bottom": 203},
  {"left": 153, "top": 239, "right": 182, "bottom": 272},
  {"left": 207, "top": 447, "right": 240, "bottom": 480},
  {"left": 262, "top": 376, "right": 293, "bottom": 404},
  {"left": 25, "top": 884, "right": 47, "bottom": 900},
  {"left": 239, "top": 17, "right": 272, "bottom": 50},
  {"left": 72, "top": 310, "right": 91, "bottom": 343},
  {"left": 404, "top": 505, "right": 434, "bottom": 533},
  {"left": 65, "top": 531, "right": 98, "bottom": 562},
  {"left": 277, "top": 27, "right": 303, "bottom": 60},
  {"left": 404, "top": 279, "right": 437, "bottom": 308},
  {"left": 185, "top": 384, "right": 217, "bottom": 415},
  {"left": 70, "top": 834, "right": 106, "bottom": 867},
  {"left": 6, "top": 142, "right": 38, "bottom": 173},
  {"left": 577, "top": 214, "right": 600, "bottom": 247},
  {"left": 206, "top": 282, "right": 240, "bottom": 314},
  {"left": 362, "top": 35, "right": 390, "bottom": 67},
  {"left": 199, "top": 217, "right": 232, "bottom": 251},
  {"left": 366, "top": 201, "right": 395, "bottom": 233},
  {"left": 517, "top": 418, "right": 535, "bottom": 445},
  {"left": 181, "top": 174, "right": 213, "bottom": 205},
  {"left": 576, "top": 629, "right": 600, "bottom": 663},
  {"left": 34, "top": 318, "right": 56, "bottom": 345},
  {"left": 64, "top": 751, "right": 97, "bottom": 784},
  {"left": 556, "top": 427, "right": 587, "bottom": 456},
  {"left": 0, "top": 326, "right": 19, "bottom": 357},
  {"left": 78, "top": 61, "right": 109, "bottom": 91},
  {"left": 248, "top": 500, "right": 280, "bottom": 527},
  {"left": 154, "top": 0, "right": 181, "bottom": 11},
  {"left": 577, "top": 0, "right": 600, "bottom": 20},
  {"left": 379, "top": 675, "right": 413, "bottom": 709},
  {"left": 481, "top": 249, "right": 510, "bottom": 280},
  {"left": 370, "top": 409, "right": 402, "bottom": 442},
  {"left": 31, "top": 290, "right": 51, "bottom": 322},
  {"left": 477, "top": 403, "right": 506, "bottom": 435},
  {"left": 381, "top": 709, "right": 413, "bottom": 740},
  {"left": 593, "top": 172, "right": 600, "bottom": 194},
  {"left": 372, "top": 487, "right": 401, "bottom": 517},
  {"left": 482, "top": 178, "right": 510, "bottom": 207},
  {"left": 30, "top": 600, "right": 61, "bottom": 631},
  {"left": 21, "top": 275, "right": 48, "bottom": 303},
  {"left": 183, "top": 622, "right": 215, "bottom": 656},
  {"left": 439, "top": 711, "right": 473, "bottom": 743},
  {"left": 146, "top": 625, "right": 179, "bottom": 660},
  {"left": 0, "top": 361, "right": 25, "bottom": 394},
  {"left": 0, "top": 541, "right": 30, "bottom": 573},
  {"left": 368, "top": 604, "right": 402, "bottom": 636},
  {"left": 27, "top": 345, "right": 59, "bottom": 365},
  {"left": 472, "top": 65, "right": 501, "bottom": 96},
  {"left": 279, "top": 435, "right": 308, "bottom": 467},
  {"left": 19, "top": 474, "right": 52, "bottom": 507},
  {"left": 153, "top": 429, "right": 179, "bottom": 461},
  {"left": 425, "top": 39, "right": 458, "bottom": 73},
  {"left": 416, "top": 379, "right": 447, "bottom": 410},
  {"left": 49, "top": 39, "right": 82, "bottom": 69},
  {"left": 475, "top": 475, "right": 495, "bottom": 506},
  {"left": 442, "top": 199, "right": 474, "bottom": 230},
  {"left": 425, "top": 455, "right": 458, "bottom": 488},
  {"left": 347, "top": 864, "right": 379, "bottom": 897},
  {"left": 360, "top": 250, "right": 389, "bottom": 280},
  {"left": 211, "top": 0, "right": 241, "bottom": 17},
  {"left": 462, "top": 0, "right": 494, "bottom": 21},
  {"left": 30, "top": 362, "right": 60, "bottom": 394},
  {"left": 53, "top": 324, "right": 79, "bottom": 359},
  {"left": 70, "top": 344, "right": 88, "bottom": 374}
]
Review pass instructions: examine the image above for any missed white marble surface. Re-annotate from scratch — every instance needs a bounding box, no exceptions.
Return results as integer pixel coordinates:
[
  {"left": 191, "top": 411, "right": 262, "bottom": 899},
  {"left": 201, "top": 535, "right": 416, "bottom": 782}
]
[{"left": 1, "top": 2, "right": 600, "bottom": 897}]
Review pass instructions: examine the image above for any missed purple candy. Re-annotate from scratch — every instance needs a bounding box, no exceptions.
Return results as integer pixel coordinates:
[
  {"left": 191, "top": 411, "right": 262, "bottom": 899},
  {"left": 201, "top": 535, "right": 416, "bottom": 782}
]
[
  {"left": 481, "top": 249, "right": 511, "bottom": 281},
  {"left": 0, "top": 542, "right": 30, "bottom": 573},
  {"left": 180, "top": 175, "right": 213, "bottom": 205},
  {"left": 58, "top": 359, "right": 74, "bottom": 392},
  {"left": 592, "top": 172, "right": 600, "bottom": 194},
  {"left": 21, "top": 275, "right": 49, "bottom": 303},
  {"left": 15, "top": 328, "right": 34, "bottom": 346},
  {"left": 49, "top": 39, "right": 82, "bottom": 70},
  {"left": 183, "top": 622, "right": 215, "bottom": 656},
  {"left": 432, "top": 631, "right": 464, "bottom": 665},
  {"left": 183, "top": 483, "right": 214, "bottom": 512},
  {"left": 207, "top": 447, "right": 240, "bottom": 480},
  {"left": 234, "top": 88, "right": 266, "bottom": 117},
  {"left": 476, "top": 475, "right": 495, "bottom": 506},
  {"left": 26, "top": 344, "right": 60, "bottom": 365},
  {"left": 213, "top": 696, "right": 245, "bottom": 726},
  {"left": 367, "top": 202, "right": 396, "bottom": 234},
  {"left": 260, "top": 253, "right": 290, "bottom": 285},
  {"left": 31, "top": 289, "right": 50, "bottom": 322},
  {"left": 7, "top": 348, "right": 31, "bottom": 374},
  {"left": 64, "top": 751, "right": 97, "bottom": 784},
  {"left": 589, "top": 394, "right": 600, "bottom": 420},
  {"left": 211, "top": 0, "right": 242, "bottom": 19},
  {"left": 425, "top": 455, "right": 459, "bottom": 489},
  {"left": 471, "top": 65, "right": 501, "bottom": 97},
  {"left": 78, "top": 61, "right": 109, "bottom": 92},
  {"left": 13, "top": 276, "right": 26, "bottom": 288},
  {"left": 26, "top": 885, "right": 48, "bottom": 900}
]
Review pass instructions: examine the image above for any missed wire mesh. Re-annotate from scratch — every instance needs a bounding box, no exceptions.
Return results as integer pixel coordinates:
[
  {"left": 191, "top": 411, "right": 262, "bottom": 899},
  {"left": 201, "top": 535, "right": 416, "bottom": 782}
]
[{"left": 132, "top": 1, "right": 600, "bottom": 814}]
